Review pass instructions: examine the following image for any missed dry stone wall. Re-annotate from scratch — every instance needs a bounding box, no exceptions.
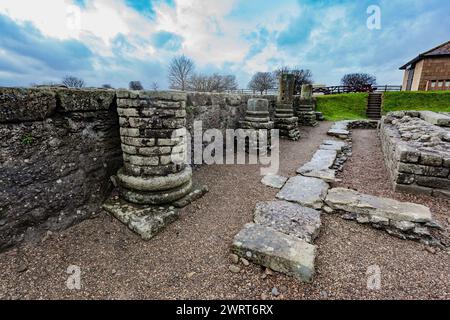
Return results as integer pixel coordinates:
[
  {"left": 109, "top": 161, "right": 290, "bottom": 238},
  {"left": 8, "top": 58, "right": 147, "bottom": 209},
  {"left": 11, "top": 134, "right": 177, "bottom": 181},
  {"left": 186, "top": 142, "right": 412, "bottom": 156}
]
[{"left": 379, "top": 111, "right": 450, "bottom": 199}]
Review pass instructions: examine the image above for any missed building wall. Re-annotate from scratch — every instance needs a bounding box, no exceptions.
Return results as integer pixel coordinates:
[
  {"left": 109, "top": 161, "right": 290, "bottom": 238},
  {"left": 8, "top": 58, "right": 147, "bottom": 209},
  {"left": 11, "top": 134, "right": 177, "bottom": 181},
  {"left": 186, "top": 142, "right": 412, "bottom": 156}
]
[
  {"left": 419, "top": 57, "right": 450, "bottom": 91},
  {"left": 401, "top": 69, "right": 410, "bottom": 91},
  {"left": 411, "top": 60, "right": 424, "bottom": 91}
]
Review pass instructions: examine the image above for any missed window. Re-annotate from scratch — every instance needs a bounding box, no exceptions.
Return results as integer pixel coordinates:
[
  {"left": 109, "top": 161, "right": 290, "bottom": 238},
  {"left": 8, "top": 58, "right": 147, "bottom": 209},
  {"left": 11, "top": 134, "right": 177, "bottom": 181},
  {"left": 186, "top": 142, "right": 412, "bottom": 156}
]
[
  {"left": 431, "top": 81, "right": 436, "bottom": 88},
  {"left": 438, "top": 81, "right": 443, "bottom": 87},
  {"left": 445, "top": 80, "right": 450, "bottom": 87}
]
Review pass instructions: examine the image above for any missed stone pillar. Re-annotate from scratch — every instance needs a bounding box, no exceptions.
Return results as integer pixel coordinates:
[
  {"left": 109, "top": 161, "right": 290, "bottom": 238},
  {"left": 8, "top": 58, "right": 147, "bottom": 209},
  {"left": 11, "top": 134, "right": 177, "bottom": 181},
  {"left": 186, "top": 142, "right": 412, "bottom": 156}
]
[
  {"left": 103, "top": 90, "right": 207, "bottom": 240},
  {"left": 274, "top": 74, "right": 300, "bottom": 140},
  {"left": 296, "top": 84, "right": 319, "bottom": 126},
  {"left": 116, "top": 91, "right": 192, "bottom": 204},
  {"left": 239, "top": 98, "right": 274, "bottom": 154}
]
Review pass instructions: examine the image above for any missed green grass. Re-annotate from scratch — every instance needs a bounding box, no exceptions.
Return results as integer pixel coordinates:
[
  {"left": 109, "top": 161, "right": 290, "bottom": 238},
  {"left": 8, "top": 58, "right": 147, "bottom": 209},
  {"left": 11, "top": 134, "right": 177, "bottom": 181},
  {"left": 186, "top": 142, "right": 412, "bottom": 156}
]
[
  {"left": 316, "top": 93, "right": 368, "bottom": 121},
  {"left": 383, "top": 91, "right": 450, "bottom": 114}
]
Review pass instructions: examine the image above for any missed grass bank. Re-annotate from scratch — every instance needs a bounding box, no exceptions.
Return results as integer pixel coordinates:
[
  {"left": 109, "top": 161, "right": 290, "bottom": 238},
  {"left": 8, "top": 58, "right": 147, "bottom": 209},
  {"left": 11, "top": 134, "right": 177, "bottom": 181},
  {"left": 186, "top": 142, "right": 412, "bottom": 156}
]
[
  {"left": 382, "top": 91, "right": 450, "bottom": 114},
  {"left": 315, "top": 93, "right": 368, "bottom": 121}
]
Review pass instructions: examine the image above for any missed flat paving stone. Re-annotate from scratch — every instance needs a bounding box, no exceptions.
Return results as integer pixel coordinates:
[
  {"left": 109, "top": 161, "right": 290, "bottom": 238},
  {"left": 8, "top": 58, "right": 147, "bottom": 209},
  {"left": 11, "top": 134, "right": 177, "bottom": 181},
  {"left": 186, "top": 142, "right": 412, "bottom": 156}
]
[
  {"left": 320, "top": 140, "right": 347, "bottom": 151},
  {"left": 232, "top": 223, "right": 316, "bottom": 282},
  {"left": 325, "top": 187, "right": 432, "bottom": 223},
  {"left": 261, "top": 175, "right": 288, "bottom": 189},
  {"left": 297, "top": 149, "right": 337, "bottom": 182},
  {"left": 254, "top": 200, "right": 321, "bottom": 243},
  {"left": 103, "top": 196, "right": 179, "bottom": 240},
  {"left": 327, "top": 121, "right": 350, "bottom": 138},
  {"left": 276, "top": 176, "right": 329, "bottom": 209},
  {"left": 300, "top": 169, "right": 336, "bottom": 183}
]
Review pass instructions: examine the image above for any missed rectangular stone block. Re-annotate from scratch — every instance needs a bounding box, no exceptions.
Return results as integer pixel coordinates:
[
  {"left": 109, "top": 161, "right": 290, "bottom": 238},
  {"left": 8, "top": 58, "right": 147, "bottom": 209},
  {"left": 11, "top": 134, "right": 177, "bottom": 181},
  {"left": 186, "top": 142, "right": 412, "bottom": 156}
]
[
  {"left": 121, "top": 137, "right": 155, "bottom": 147},
  {"left": 394, "top": 183, "right": 433, "bottom": 196},
  {"left": 276, "top": 176, "right": 329, "bottom": 209},
  {"left": 415, "top": 176, "right": 450, "bottom": 190},
  {"left": 398, "top": 163, "right": 450, "bottom": 177},
  {"left": 123, "top": 154, "right": 159, "bottom": 166},
  {"left": 396, "top": 145, "right": 420, "bottom": 163},
  {"left": 157, "top": 137, "right": 184, "bottom": 146},
  {"left": 232, "top": 223, "right": 316, "bottom": 282},
  {"left": 419, "top": 153, "right": 443, "bottom": 167},
  {"left": 138, "top": 146, "right": 172, "bottom": 156},
  {"left": 325, "top": 188, "right": 432, "bottom": 223}
]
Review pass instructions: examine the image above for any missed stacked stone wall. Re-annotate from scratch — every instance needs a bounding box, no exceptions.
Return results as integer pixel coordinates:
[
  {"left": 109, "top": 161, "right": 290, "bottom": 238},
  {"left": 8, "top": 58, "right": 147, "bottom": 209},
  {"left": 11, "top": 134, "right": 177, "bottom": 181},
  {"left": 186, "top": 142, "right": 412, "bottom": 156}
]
[{"left": 378, "top": 111, "right": 450, "bottom": 198}]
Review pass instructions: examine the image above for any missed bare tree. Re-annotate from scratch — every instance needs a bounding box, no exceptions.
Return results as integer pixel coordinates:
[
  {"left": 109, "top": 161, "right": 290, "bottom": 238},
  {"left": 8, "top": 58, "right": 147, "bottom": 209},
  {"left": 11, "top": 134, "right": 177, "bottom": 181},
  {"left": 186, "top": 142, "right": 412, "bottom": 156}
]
[
  {"left": 62, "top": 76, "right": 85, "bottom": 88},
  {"left": 168, "top": 55, "right": 195, "bottom": 91},
  {"left": 189, "top": 73, "right": 238, "bottom": 92},
  {"left": 248, "top": 72, "right": 276, "bottom": 95},
  {"left": 129, "top": 81, "right": 144, "bottom": 90},
  {"left": 341, "top": 73, "right": 376, "bottom": 89},
  {"left": 151, "top": 82, "right": 159, "bottom": 91}
]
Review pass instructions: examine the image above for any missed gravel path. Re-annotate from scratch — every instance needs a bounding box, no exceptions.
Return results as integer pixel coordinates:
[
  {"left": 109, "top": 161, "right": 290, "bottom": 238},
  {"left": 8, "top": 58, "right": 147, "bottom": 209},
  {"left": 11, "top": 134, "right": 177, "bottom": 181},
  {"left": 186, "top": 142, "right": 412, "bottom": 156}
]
[{"left": 0, "top": 124, "right": 448, "bottom": 300}]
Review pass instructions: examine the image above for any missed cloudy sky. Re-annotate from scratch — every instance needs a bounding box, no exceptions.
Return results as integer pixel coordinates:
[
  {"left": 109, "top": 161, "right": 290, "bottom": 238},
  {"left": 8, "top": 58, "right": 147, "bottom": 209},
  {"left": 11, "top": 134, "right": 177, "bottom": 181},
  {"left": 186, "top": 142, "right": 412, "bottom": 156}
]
[{"left": 0, "top": 0, "right": 448, "bottom": 89}]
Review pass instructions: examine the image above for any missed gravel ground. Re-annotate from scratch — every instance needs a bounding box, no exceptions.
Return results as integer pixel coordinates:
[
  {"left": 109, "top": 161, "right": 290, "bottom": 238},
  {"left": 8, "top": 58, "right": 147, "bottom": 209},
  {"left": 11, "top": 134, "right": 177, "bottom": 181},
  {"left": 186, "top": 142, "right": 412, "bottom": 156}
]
[{"left": 0, "top": 124, "right": 448, "bottom": 300}]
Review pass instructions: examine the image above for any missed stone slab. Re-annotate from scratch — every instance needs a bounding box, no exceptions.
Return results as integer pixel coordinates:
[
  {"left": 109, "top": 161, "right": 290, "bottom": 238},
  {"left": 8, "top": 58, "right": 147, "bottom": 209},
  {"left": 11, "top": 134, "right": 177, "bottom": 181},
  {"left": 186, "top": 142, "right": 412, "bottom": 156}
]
[
  {"left": 325, "top": 188, "right": 432, "bottom": 223},
  {"left": 301, "top": 169, "right": 337, "bottom": 183},
  {"left": 103, "top": 196, "right": 179, "bottom": 240},
  {"left": 327, "top": 121, "right": 350, "bottom": 138},
  {"left": 420, "top": 111, "right": 450, "bottom": 127},
  {"left": 231, "top": 223, "right": 316, "bottom": 282},
  {"left": 261, "top": 175, "right": 288, "bottom": 189},
  {"left": 297, "top": 149, "right": 337, "bottom": 174},
  {"left": 276, "top": 176, "right": 329, "bottom": 209},
  {"left": 254, "top": 201, "right": 321, "bottom": 243},
  {"left": 320, "top": 140, "right": 347, "bottom": 152}
]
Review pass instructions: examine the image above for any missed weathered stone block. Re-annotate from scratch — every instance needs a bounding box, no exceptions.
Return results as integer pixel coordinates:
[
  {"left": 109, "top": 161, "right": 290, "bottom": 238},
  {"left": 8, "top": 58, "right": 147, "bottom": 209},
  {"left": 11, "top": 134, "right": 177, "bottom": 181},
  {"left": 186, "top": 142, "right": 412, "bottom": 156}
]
[
  {"left": 254, "top": 201, "right": 321, "bottom": 243},
  {"left": 276, "top": 176, "right": 329, "bottom": 209},
  {"left": 261, "top": 175, "right": 288, "bottom": 189},
  {"left": 0, "top": 88, "right": 57, "bottom": 122},
  {"left": 232, "top": 223, "right": 316, "bottom": 282},
  {"left": 415, "top": 176, "right": 450, "bottom": 189},
  {"left": 118, "top": 167, "right": 192, "bottom": 192},
  {"left": 325, "top": 188, "right": 432, "bottom": 223},
  {"left": 419, "top": 153, "right": 443, "bottom": 167}
]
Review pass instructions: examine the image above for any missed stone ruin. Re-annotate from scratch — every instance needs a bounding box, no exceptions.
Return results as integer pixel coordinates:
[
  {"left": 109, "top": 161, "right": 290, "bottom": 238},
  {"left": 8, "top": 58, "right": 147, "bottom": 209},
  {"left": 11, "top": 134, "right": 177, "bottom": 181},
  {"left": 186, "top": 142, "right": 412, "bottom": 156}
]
[
  {"left": 103, "top": 90, "right": 207, "bottom": 240},
  {"left": 379, "top": 111, "right": 450, "bottom": 199},
  {"left": 274, "top": 74, "right": 300, "bottom": 141},
  {"left": 238, "top": 98, "right": 274, "bottom": 155},
  {"left": 231, "top": 117, "right": 446, "bottom": 284},
  {"left": 295, "top": 84, "right": 319, "bottom": 127}
]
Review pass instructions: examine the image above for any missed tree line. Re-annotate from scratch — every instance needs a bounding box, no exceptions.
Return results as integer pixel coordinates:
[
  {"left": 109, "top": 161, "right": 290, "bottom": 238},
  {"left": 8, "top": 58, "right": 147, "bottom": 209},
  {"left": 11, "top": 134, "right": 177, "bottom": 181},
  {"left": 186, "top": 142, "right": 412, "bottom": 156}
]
[{"left": 38, "top": 56, "right": 377, "bottom": 93}]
